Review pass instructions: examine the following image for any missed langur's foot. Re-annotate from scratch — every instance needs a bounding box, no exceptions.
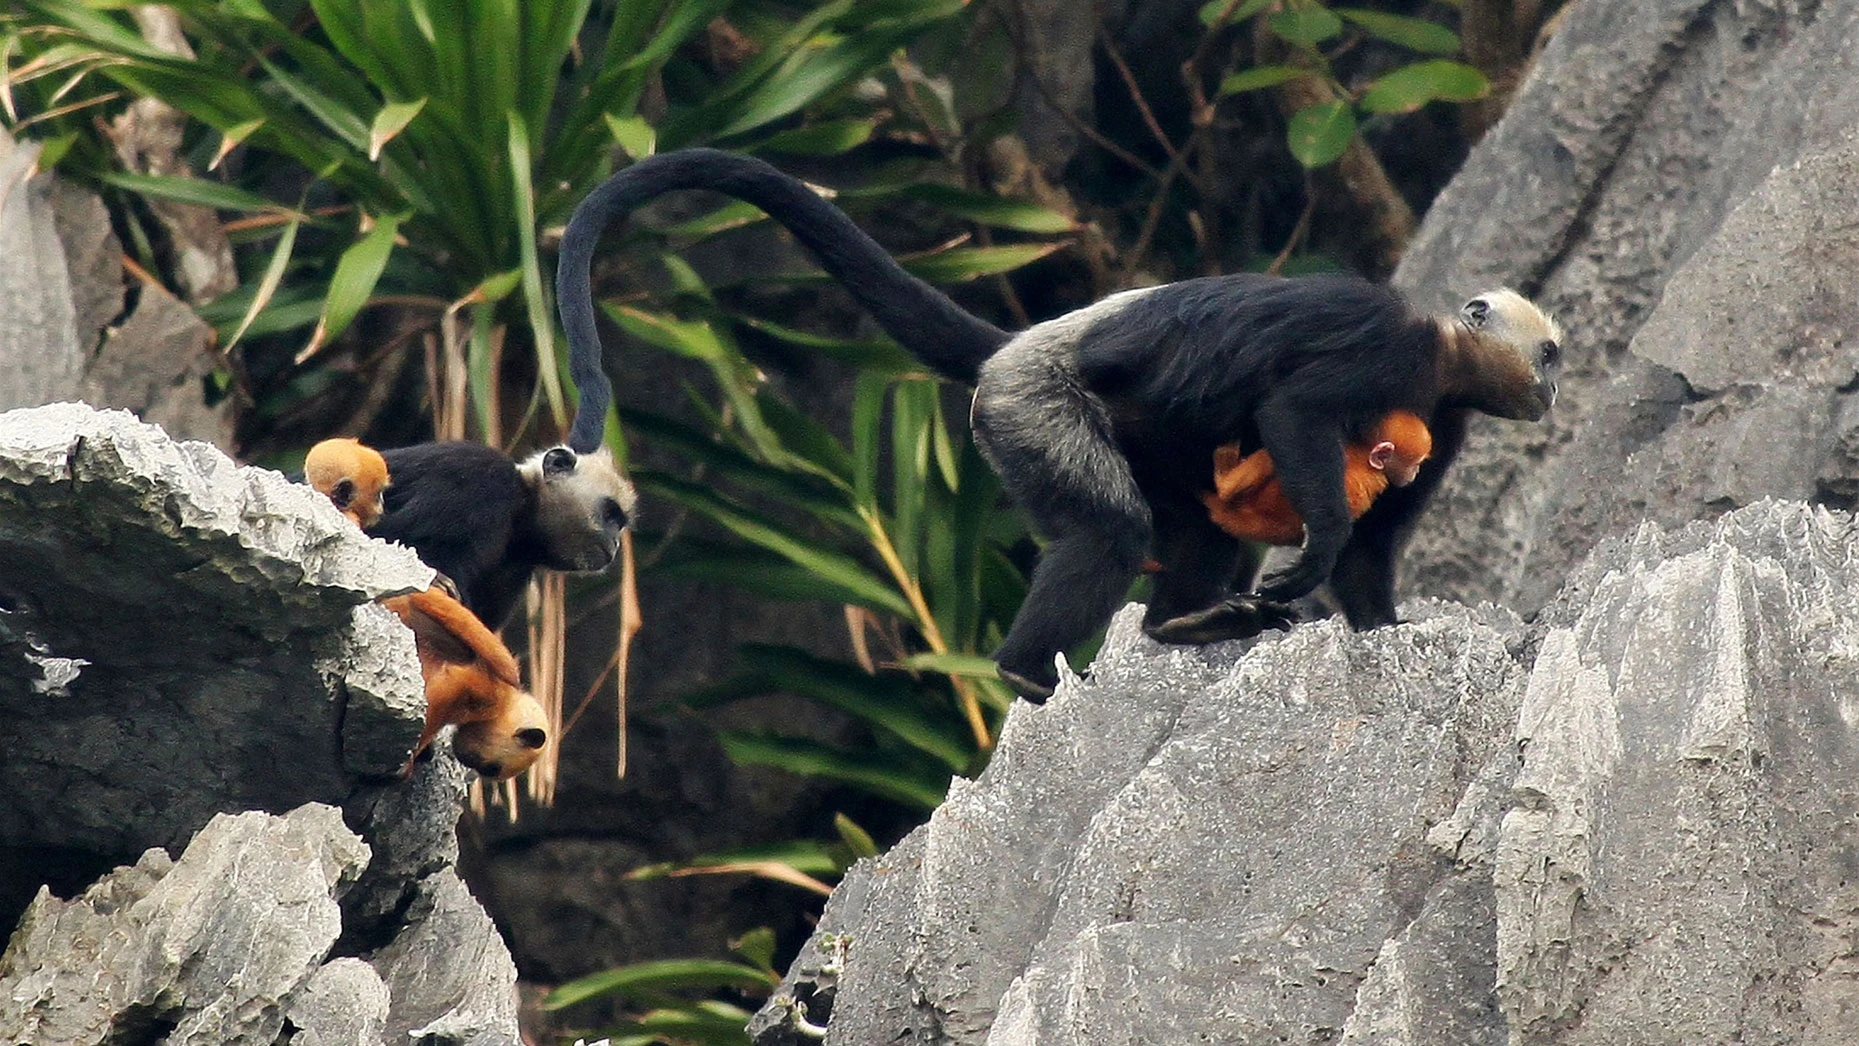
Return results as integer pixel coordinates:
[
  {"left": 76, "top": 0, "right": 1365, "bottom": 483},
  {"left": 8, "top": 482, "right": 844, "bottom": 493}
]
[{"left": 1143, "top": 595, "right": 1299, "bottom": 645}]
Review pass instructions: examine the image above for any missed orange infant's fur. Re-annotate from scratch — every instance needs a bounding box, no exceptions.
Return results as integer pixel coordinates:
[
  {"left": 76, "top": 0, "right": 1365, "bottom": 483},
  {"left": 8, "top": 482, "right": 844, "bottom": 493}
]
[
  {"left": 1203, "top": 410, "right": 1433, "bottom": 546},
  {"left": 304, "top": 438, "right": 548, "bottom": 781},
  {"left": 303, "top": 438, "right": 390, "bottom": 529}
]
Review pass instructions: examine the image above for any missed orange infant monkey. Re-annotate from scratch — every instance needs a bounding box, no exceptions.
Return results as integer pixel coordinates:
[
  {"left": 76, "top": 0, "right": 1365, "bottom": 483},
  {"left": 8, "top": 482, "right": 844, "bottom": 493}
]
[
  {"left": 1203, "top": 410, "right": 1433, "bottom": 546},
  {"left": 303, "top": 437, "right": 390, "bottom": 529},
  {"left": 303, "top": 438, "right": 550, "bottom": 781}
]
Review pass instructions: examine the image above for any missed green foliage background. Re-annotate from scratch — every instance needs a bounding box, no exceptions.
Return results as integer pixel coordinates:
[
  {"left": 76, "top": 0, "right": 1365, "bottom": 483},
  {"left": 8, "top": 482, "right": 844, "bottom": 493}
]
[{"left": 1, "top": 1, "right": 1527, "bottom": 1041}]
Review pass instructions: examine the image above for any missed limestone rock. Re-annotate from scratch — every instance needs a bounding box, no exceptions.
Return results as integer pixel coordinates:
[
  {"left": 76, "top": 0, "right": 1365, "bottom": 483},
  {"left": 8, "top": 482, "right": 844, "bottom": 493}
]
[
  {"left": 1390, "top": 0, "right": 1859, "bottom": 618},
  {"left": 0, "top": 403, "right": 431, "bottom": 862},
  {"left": 753, "top": 501, "right": 1859, "bottom": 1045},
  {"left": 0, "top": 806, "right": 368, "bottom": 1046},
  {"left": 0, "top": 403, "right": 524, "bottom": 1045},
  {"left": 0, "top": 129, "right": 232, "bottom": 448}
]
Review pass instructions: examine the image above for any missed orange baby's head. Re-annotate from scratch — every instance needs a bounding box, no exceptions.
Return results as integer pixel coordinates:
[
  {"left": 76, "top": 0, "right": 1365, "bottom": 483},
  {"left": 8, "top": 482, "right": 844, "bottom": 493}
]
[
  {"left": 451, "top": 687, "right": 550, "bottom": 781},
  {"left": 305, "top": 437, "right": 390, "bottom": 529},
  {"left": 1366, "top": 411, "right": 1433, "bottom": 487}
]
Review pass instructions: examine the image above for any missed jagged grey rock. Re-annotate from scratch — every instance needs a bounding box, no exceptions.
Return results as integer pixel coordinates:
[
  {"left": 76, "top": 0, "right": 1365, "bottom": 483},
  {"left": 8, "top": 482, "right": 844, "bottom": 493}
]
[
  {"left": 372, "top": 871, "right": 522, "bottom": 1046},
  {"left": 288, "top": 958, "right": 392, "bottom": 1046},
  {"left": 0, "top": 134, "right": 85, "bottom": 414},
  {"left": 0, "top": 402, "right": 431, "bottom": 861},
  {"left": 0, "top": 404, "right": 525, "bottom": 1046},
  {"left": 1390, "top": 0, "right": 1859, "bottom": 618},
  {"left": 752, "top": 501, "right": 1859, "bottom": 1045},
  {"left": 0, "top": 129, "right": 233, "bottom": 448},
  {"left": 0, "top": 806, "right": 368, "bottom": 1046}
]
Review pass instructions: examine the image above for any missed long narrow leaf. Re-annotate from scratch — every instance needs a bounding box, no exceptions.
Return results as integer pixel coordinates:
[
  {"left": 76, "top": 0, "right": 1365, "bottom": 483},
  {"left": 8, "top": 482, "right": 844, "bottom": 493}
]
[
  {"left": 301, "top": 212, "right": 402, "bottom": 361},
  {"left": 898, "top": 242, "right": 1064, "bottom": 282},
  {"left": 507, "top": 110, "right": 568, "bottom": 431},
  {"left": 222, "top": 213, "right": 300, "bottom": 351},
  {"left": 99, "top": 171, "right": 279, "bottom": 213},
  {"left": 715, "top": 731, "right": 950, "bottom": 810},
  {"left": 641, "top": 473, "right": 911, "bottom": 617},
  {"left": 545, "top": 960, "right": 776, "bottom": 1010}
]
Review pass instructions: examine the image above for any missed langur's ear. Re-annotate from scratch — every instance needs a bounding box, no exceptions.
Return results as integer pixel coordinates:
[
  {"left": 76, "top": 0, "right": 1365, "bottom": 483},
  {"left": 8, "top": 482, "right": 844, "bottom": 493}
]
[
  {"left": 541, "top": 447, "right": 577, "bottom": 476},
  {"left": 1367, "top": 441, "right": 1396, "bottom": 471},
  {"left": 331, "top": 478, "right": 356, "bottom": 509},
  {"left": 1461, "top": 298, "right": 1490, "bottom": 328}
]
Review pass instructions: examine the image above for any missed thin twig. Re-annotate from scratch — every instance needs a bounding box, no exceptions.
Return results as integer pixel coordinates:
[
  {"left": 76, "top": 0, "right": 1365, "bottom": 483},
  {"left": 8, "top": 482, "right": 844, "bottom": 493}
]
[{"left": 1266, "top": 185, "right": 1316, "bottom": 274}]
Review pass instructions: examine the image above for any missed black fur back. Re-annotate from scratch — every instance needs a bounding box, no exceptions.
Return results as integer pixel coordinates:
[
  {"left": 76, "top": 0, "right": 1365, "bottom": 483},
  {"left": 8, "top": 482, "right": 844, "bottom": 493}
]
[
  {"left": 1077, "top": 274, "right": 1439, "bottom": 445},
  {"left": 373, "top": 442, "right": 526, "bottom": 605}
]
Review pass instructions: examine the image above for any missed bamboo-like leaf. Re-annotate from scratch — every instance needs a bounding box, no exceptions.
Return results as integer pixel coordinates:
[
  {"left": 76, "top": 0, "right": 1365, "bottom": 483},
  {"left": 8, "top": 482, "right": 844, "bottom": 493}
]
[
  {"left": 647, "top": 542, "right": 877, "bottom": 608},
  {"left": 211, "top": 118, "right": 264, "bottom": 170},
  {"left": 545, "top": 960, "right": 776, "bottom": 1010},
  {"left": 851, "top": 372, "right": 889, "bottom": 509},
  {"left": 899, "top": 241, "right": 1064, "bottom": 283},
  {"left": 604, "top": 112, "right": 655, "bottom": 159},
  {"left": 754, "top": 393, "right": 858, "bottom": 485},
  {"left": 222, "top": 212, "right": 300, "bottom": 351},
  {"left": 368, "top": 98, "right": 426, "bottom": 160},
  {"left": 1286, "top": 99, "right": 1356, "bottom": 168},
  {"left": 1219, "top": 65, "right": 1307, "bottom": 95},
  {"left": 627, "top": 839, "right": 845, "bottom": 877},
  {"left": 734, "top": 315, "right": 918, "bottom": 373},
  {"left": 508, "top": 111, "right": 568, "bottom": 430},
  {"left": 625, "top": 410, "right": 858, "bottom": 523},
  {"left": 715, "top": 731, "right": 950, "bottom": 810},
  {"left": 730, "top": 644, "right": 973, "bottom": 769},
  {"left": 641, "top": 474, "right": 911, "bottom": 617},
  {"left": 1359, "top": 60, "right": 1490, "bottom": 113},
  {"left": 300, "top": 212, "right": 402, "bottom": 361},
  {"left": 256, "top": 54, "right": 370, "bottom": 151},
  {"left": 99, "top": 171, "right": 280, "bottom": 213},
  {"left": 834, "top": 813, "right": 879, "bottom": 859},
  {"left": 713, "top": 21, "right": 935, "bottom": 139},
  {"left": 1267, "top": 5, "right": 1345, "bottom": 46},
  {"left": 896, "top": 651, "right": 1003, "bottom": 679},
  {"left": 1336, "top": 9, "right": 1461, "bottom": 54},
  {"left": 756, "top": 118, "right": 876, "bottom": 156},
  {"left": 622, "top": 1002, "right": 758, "bottom": 1044},
  {"left": 898, "top": 182, "right": 1076, "bottom": 233},
  {"left": 733, "top": 927, "right": 780, "bottom": 973},
  {"left": 659, "top": 199, "right": 770, "bottom": 241}
]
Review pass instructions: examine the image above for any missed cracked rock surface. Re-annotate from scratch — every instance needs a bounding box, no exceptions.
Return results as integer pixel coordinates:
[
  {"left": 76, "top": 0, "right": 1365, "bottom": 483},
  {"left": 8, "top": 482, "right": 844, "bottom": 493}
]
[
  {"left": 0, "top": 403, "right": 523, "bottom": 1046},
  {"left": 752, "top": 500, "right": 1859, "bottom": 1046}
]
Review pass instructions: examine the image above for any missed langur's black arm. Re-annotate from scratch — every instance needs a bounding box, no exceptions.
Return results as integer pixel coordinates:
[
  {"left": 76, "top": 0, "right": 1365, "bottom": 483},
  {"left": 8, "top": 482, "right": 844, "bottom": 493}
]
[
  {"left": 1328, "top": 407, "right": 1470, "bottom": 627},
  {"left": 557, "top": 150, "right": 1013, "bottom": 449},
  {"left": 1250, "top": 396, "right": 1353, "bottom": 603}
]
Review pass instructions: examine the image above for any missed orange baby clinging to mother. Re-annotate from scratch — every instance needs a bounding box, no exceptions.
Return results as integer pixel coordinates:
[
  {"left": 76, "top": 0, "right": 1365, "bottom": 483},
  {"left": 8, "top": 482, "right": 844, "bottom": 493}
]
[{"left": 1202, "top": 410, "right": 1433, "bottom": 546}]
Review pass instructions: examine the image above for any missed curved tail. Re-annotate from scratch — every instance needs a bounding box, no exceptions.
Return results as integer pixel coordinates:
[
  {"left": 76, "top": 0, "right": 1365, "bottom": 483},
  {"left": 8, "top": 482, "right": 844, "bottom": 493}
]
[{"left": 557, "top": 148, "right": 1012, "bottom": 450}]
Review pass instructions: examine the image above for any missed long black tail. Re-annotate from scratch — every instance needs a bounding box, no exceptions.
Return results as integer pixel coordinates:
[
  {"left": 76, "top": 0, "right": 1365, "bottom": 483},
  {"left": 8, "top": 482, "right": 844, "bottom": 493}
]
[{"left": 557, "top": 148, "right": 1013, "bottom": 452}]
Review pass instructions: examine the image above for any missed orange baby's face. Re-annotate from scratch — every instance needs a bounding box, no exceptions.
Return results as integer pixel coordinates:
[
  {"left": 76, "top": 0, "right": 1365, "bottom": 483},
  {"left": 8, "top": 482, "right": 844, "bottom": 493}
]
[
  {"left": 451, "top": 689, "right": 550, "bottom": 781},
  {"left": 1366, "top": 441, "right": 1430, "bottom": 487},
  {"left": 304, "top": 437, "right": 390, "bottom": 528}
]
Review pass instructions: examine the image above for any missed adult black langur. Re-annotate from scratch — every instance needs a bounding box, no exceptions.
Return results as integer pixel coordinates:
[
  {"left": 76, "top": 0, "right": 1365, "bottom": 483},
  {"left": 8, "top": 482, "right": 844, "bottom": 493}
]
[
  {"left": 366, "top": 293, "right": 636, "bottom": 629},
  {"left": 556, "top": 149, "right": 1563, "bottom": 702}
]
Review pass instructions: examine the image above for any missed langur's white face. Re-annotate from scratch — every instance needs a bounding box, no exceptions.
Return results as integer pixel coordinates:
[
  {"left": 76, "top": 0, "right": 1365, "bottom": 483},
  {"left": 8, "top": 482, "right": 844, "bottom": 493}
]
[
  {"left": 518, "top": 445, "right": 637, "bottom": 573},
  {"left": 1458, "top": 288, "right": 1564, "bottom": 420}
]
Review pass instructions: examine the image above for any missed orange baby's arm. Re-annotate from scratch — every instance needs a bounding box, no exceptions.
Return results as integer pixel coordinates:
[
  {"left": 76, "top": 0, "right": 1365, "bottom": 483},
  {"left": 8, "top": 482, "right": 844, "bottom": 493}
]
[{"left": 384, "top": 586, "right": 522, "bottom": 686}]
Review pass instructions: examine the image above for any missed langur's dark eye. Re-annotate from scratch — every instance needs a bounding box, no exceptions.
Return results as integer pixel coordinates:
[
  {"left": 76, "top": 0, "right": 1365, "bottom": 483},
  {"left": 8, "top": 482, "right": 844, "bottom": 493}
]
[
  {"left": 1539, "top": 341, "right": 1560, "bottom": 367},
  {"left": 516, "top": 728, "right": 547, "bottom": 749},
  {"left": 601, "top": 497, "right": 628, "bottom": 528},
  {"left": 542, "top": 447, "right": 577, "bottom": 475}
]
